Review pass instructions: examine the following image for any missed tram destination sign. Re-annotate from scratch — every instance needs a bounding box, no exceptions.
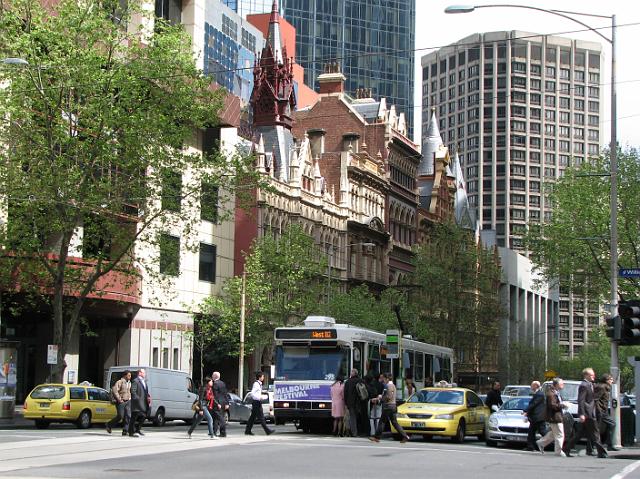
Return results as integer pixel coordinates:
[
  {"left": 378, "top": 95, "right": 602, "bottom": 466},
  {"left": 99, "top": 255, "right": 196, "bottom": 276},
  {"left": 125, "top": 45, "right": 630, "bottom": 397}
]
[{"left": 276, "top": 329, "right": 337, "bottom": 340}]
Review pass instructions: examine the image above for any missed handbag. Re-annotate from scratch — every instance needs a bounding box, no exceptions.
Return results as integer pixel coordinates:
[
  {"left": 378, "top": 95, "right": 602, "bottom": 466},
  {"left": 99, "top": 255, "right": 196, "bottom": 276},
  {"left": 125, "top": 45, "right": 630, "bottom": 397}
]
[{"left": 191, "top": 399, "right": 202, "bottom": 412}]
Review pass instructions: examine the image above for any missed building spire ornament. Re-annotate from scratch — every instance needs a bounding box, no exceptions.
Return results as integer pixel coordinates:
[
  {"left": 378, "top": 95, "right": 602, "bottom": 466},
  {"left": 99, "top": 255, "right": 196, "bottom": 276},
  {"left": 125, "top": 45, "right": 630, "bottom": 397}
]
[{"left": 250, "top": 0, "right": 296, "bottom": 129}]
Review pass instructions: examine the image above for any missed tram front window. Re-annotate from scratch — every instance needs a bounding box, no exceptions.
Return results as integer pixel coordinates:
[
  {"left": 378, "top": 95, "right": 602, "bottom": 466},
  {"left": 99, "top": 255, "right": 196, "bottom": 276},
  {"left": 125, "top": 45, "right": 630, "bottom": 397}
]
[{"left": 275, "top": 345, "right": 349, "bottom": 381}]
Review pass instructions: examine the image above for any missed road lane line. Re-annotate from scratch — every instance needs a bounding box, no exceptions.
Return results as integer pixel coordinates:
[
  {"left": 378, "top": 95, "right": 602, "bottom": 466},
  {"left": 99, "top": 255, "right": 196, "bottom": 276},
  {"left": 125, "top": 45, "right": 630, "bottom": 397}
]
[{"left": 610, "top": 460, "right": 640, "bottom": 479}]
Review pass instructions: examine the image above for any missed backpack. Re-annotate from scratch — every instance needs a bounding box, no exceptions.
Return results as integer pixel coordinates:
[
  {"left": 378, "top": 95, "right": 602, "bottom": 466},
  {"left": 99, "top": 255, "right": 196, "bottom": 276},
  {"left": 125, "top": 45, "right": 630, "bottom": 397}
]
[{"left": 356, "top": 381, "right": 369, "bottom": 401}]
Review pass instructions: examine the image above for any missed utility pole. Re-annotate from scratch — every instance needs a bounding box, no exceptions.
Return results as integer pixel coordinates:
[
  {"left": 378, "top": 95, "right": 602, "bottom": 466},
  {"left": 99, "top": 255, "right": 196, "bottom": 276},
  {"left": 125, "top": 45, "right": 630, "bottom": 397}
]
[{"left": 238, "top": 271, "right": 246, "bottom": 398}]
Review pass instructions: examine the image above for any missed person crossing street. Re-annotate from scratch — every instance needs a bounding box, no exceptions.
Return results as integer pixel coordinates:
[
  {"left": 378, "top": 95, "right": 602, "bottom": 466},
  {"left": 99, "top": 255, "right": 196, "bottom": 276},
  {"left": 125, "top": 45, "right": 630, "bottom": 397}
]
[{"left": 245, "top": 371, "right": 274, "bottom": 436}]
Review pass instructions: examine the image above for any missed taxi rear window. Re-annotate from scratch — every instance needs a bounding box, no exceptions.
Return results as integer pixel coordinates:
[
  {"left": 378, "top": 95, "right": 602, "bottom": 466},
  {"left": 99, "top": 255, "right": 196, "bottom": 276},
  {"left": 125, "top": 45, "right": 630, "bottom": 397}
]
[{"left": 31, "top": 385, "right": 66, "bottom": 399}]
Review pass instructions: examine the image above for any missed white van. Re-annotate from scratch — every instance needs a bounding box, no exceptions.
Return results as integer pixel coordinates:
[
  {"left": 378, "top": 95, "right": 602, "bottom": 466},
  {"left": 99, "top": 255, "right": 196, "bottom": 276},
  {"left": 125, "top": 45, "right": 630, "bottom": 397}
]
[{"left": 105, "top": 366, "right": 197, "bottom": 426}]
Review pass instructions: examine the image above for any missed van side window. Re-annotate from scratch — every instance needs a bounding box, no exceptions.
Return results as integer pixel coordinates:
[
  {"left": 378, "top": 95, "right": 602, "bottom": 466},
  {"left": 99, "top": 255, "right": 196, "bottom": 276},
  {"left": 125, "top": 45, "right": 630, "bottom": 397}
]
[{"left": 70, "top": 387, "right": 85, "bottom": 400}]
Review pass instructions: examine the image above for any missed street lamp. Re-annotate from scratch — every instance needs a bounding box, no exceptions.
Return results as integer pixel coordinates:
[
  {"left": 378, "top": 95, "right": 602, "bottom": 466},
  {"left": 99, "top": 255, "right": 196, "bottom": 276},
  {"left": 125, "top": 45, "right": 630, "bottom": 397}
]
[
  {"left": 327, "top": 242, "right": 375, "bottom": 302},
  {"left": 445, "top": 3, "right": 619, "bottom": 446}
]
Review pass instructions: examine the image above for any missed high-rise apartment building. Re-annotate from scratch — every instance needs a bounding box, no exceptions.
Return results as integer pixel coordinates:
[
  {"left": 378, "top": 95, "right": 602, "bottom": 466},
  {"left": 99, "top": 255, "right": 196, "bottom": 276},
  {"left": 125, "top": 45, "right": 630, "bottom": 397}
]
[
  {"left": 421, "top": 31, "right": 604, "bottom": 358},
  {"left": 222, "top": 0, "right": 273, "bottom": 16},
  {"left": 279, "top": 0, "right": 415, "bottom": 137}
]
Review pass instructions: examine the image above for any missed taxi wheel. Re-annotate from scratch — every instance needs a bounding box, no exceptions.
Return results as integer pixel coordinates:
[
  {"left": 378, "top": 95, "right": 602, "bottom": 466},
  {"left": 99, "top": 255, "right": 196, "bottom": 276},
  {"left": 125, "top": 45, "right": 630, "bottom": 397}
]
[
  {"left": 452, "top": 419, "right": 465, "bottom": 443},
  {"left": 34, "top": 420, "right": 50, "bottom": 429},
  {"left": 77, "top": 410, "right": 92, "bottom": 429}
]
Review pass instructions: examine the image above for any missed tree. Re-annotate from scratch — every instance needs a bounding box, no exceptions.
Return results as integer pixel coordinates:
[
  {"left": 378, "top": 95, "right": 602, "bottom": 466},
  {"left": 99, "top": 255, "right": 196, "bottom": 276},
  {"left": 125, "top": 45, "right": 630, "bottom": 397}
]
[
  {"left": 0, "top": 0, "right": 259, "bottom": 381},
  {"left": 410, "top": 222, "right": 502, "bottom": 377},
  {"left": 525, "top": 148, "right": 640, "bottom": 301},
  {"left": 198, "top": 224, "right": 327, "bottom": 356}
]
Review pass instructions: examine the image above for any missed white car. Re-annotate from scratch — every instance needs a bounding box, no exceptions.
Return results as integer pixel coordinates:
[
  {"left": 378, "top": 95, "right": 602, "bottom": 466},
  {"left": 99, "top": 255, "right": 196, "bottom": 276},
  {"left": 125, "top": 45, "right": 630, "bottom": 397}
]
[
  {"left": 486, "top": 396, "right": 535, "bottom": 447},
  {"left": 502, "top": 385, "right": 532, "bottom": 397},
  {"left": 543, "top": 380, "right": 581, "bottom": 418}
]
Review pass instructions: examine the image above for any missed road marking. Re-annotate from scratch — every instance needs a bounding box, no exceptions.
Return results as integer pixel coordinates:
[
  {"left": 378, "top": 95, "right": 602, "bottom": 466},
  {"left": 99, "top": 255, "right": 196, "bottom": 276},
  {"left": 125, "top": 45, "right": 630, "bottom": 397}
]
[{"left": 610, "top": 460, "right": 640, "bottom": 479}]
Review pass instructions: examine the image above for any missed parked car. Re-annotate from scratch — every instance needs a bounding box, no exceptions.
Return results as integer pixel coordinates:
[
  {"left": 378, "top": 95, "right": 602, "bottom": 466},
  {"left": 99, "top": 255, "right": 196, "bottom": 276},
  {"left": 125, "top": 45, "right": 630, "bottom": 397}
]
[
  {"left": 622, "top": 393, "right": 636, "bottom": 409},
  {"left": 502, "top": 385, "right": 532, "bottom": 397},
  {"left": 395, "top": 386, "right": 489, "bottom": 442},
  {"left": 105, "top": 366, "right": 197, "bottom": 426},
  {"left": 226, "top": 391, "right": 273, "bottom": 424},
  {"left": 486, "top": 396, "right": 534, "bottom": 447},
  {"left": 24, "top": 383, "right": 116, "bottom": 429},
  {"left": 543, "top": 380, "right": 581, "bottom": 418}
]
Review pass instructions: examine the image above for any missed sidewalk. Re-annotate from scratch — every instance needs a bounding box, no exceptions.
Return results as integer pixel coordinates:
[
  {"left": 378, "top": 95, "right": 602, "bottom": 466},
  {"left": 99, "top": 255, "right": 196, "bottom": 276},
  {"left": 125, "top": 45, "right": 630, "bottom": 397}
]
[{"left": 0, "top": 405, "right": 31, "bottom": 429}]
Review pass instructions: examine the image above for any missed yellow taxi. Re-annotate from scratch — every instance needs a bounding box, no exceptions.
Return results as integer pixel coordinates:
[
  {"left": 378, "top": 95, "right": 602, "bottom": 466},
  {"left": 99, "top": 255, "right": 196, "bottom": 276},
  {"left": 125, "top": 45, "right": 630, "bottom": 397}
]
[
  {"left": 24, "top": 383, "right": 116, "bottom": 429},
  {"left": 395, "top": 386, "right": 489, "bottom": 442}
]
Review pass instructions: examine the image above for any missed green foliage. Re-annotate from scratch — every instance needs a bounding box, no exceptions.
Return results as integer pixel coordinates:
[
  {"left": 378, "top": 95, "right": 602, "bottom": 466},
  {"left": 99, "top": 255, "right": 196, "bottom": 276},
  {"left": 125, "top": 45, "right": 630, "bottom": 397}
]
[
  {"left": 525, "top": 148, "right": 640, "bottom": 301},
  {"left": 0, "top": 0, "right": 259, "bottom": 380},
  {"left": 553, "top": 328, "right": 640, "bottom": 392},
  {"left": 197, "top": 224, "right": 327, "bottom": 354},
  {"left": 321, "top": 285, "right": 399, "bottom": 333},
  {"left": 410, "top": 222, "right": 502, "bottom": 373},
  {"left": 506, "top": 342, "right": 547, "bottom": 384}
]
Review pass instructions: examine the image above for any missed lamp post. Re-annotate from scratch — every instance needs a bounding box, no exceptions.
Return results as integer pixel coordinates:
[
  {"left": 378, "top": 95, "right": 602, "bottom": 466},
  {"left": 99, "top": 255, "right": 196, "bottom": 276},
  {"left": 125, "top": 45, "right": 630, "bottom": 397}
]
[
  {"left": 327, "top": 242, "right": 375, "bottom": 303},
  {"left": 445, "top": 3, "right": 619, "bottom": 447}
]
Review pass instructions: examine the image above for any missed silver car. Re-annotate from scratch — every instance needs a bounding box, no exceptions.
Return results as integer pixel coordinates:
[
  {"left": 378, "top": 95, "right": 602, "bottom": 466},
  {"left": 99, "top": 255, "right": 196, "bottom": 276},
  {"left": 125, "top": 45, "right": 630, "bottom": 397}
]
[
  {"left": 486, "top": 396, "right": 534, "bottom": 446},
  {"left": 226, "top": 392, "right": 273, "bottom": 424}
]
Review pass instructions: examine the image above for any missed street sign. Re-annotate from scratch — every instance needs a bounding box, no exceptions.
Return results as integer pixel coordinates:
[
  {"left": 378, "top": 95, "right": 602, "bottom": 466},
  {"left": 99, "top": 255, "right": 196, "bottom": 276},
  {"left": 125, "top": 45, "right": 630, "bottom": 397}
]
[
  {"left": 620, "top": 268, "right": 640, "bottom": 278},
  {"left": 47, "top": 345, "right": 58, "bottom": 365}
]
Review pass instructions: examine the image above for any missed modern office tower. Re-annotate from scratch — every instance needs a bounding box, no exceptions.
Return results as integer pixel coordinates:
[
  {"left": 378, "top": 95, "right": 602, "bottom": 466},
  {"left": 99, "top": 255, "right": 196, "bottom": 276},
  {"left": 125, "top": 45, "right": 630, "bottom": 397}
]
[
  {"left": 222, "top": 0, "right": 273, "bottom": 16},
  {"left": 421, "top": 31, "right": 604, "bottom": 358},
  {"left": 280, "top": 0, "right": 415, "bottom": 137}
]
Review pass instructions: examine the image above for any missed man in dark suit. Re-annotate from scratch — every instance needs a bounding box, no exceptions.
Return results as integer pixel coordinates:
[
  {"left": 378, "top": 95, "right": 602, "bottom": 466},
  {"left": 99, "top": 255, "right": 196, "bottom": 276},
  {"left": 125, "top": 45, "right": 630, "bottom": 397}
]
[
  {"left": 212, "top": 371, "right": 230, "bottom": 437},
  {"left": 524, "top": 380, "right": 547, "bottom": 451},
  {"left": 128, "top": 368, "right": 151, "bottom": 438},
  {"left": 577, "top": 367, "right": 608, "bottom": 458}
]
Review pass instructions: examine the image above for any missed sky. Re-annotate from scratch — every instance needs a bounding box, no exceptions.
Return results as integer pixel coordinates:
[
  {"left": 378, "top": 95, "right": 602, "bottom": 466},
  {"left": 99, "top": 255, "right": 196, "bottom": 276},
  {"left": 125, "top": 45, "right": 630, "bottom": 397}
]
[{"left": 413, "top": 0, "right": 640, "bottom": 148}]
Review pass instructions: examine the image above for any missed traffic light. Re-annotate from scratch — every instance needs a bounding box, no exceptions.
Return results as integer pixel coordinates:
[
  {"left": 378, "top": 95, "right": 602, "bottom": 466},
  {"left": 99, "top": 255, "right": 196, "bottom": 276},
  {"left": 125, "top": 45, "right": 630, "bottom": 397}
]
[
  {"left": 619, "top": 300, "right": 640, "bottom": 346},
  {"left": 606, "top": 315, "right": 621, "bottom": 341}
]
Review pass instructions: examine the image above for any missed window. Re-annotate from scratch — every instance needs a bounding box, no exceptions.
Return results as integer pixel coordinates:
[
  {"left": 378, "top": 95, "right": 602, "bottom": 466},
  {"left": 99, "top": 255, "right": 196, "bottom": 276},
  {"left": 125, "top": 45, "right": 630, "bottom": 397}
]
[
  {"left": 173, "top": 348, "right": 179, "bottom": 369},
  {"left": 160, "top": 234, "right": 180, "bottom": 276},
  {"left": 559, "top": 126, "right": 570, "bottom": 137},
  {"left": 161, "top": 170, "right": 182, "bottom": 212},
  {"left": 588, "top": 101, "right": 599, "bottom": 113},
  {"left": 198, "top": 243, "right": 217, "bottom": 283},
  {"left": 70, "top": 387, "right": 86, "bottom": 400},
  {"left": 545, "top": 80, "right": 556, "bottom": 92},
  {"left": 163, "top": 348, "right": 169, "bottom": 368},
  {"left": 201, "top": 181, "right": 219, "bottom": 223},
  {"left": 544, "top": 95, "right": 556, "bottom": 107},
  {"left": 241, "top": 28, "right": 256, "bottom": 51},
  {"left": 574, "top": 113, "right": 585, "bottom": 125},
  {"left": 559, "top": 97, "right": 570, "bottom": 109},
  {"left": 575, "top": 99, "right": 585, "bottom": 110},
  {"left": 545, "top": 66, "right": 556, "bottom": 78},
  {"left": 153, "top": 347, "right": 159, "bottom": 367},
  {"left": 155, "top": 0, "right": 182, "bottom": 25},
  {"left": 529, "top": 166, "right": 540, "bottom": 177},
  {"left": 560, "top": 68, "right": 570, "bottom": 80},
  {"left": 222, "top": 14, "right": 238, "bottom": 41},
  {"left": 559, "top": 111, "right": 570, "bottom": 123}
]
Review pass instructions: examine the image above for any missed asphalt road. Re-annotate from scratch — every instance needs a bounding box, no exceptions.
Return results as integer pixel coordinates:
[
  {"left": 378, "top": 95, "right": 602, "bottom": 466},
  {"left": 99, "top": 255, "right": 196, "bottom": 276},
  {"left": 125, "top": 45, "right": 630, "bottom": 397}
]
[{"left": 1, "top": 422, "right": 640, "bottom": 479}]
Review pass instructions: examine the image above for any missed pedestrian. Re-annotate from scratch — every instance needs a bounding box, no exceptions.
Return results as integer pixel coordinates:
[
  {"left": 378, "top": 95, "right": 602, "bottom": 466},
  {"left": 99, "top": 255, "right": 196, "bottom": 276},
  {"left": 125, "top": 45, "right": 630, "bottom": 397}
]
[
  {"left": 245, "top": 371, "right": 274, "bottom": 436},
  {"left": 485, "top": 380, "right": 503, "bottom": 411},
  {"left": 343, "top": 368, "right": 362, "bottom": 437},
  {"left": 369, "top": 373, "right": 410, "bottom": 444},
  {"left": 212, "top": 371, "right": 230, "bottom": 438},
  {"left": 330, "top": 375, "right": 345, "bottom": 436},
  {"left": 106, "top": 370, "right": 131, "bottom": 436},
  {"left": 523, "top": 380, "right": 547, "bottom": 451},
  {"left": 576, "top": 368, "right": 608, "bottom": 458},
  {"left": 536, "top": 377, "right": 567, "bottom": 456},
  {"left": 366, "top": 374, "right": 381, "bottom": 436},
  {"left": 128, "top": 368, "right": 151, "bottom": 437},
  {"left": 187, "top": 377, "right": 215, "bottom": 439},
  {"left": 594, "top": 373, "right": 618, "bottom": 451},
  {"left": 404, "top": 376, "right": 416, "bottom": 398}
]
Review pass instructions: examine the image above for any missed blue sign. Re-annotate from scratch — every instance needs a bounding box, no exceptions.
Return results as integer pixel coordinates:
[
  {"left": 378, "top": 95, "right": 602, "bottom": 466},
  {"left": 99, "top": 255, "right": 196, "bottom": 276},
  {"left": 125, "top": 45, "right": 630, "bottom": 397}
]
[
  {"left": 620, "top": 269, "right": 640, "bottom": 278},
  {"left": 274, "top": 383, "right": 331, "bottom": 401}
]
